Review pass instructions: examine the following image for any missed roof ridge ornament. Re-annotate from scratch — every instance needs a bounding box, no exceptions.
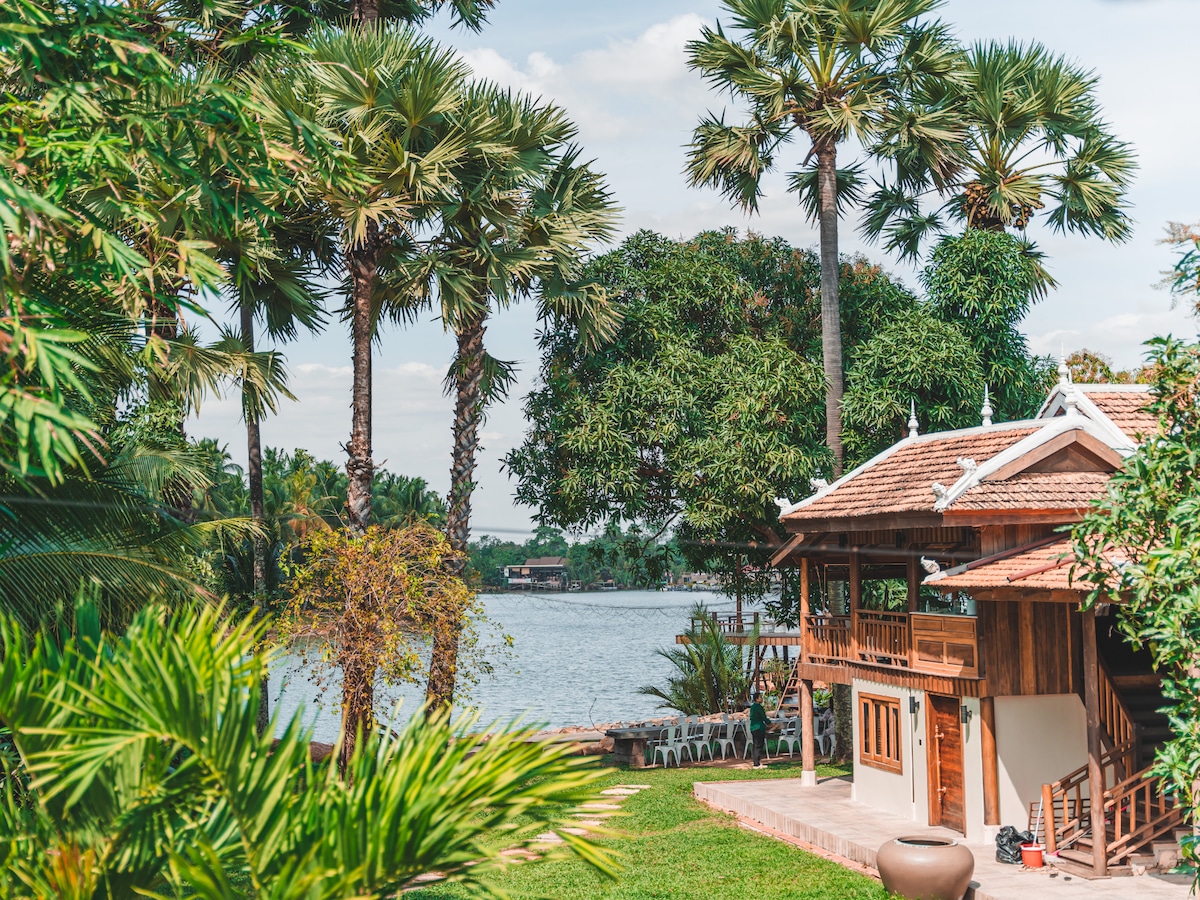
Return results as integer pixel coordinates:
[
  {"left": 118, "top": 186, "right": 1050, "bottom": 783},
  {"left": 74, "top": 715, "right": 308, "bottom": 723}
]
[
  {"left": 956, "top": 457, "right": 978, "bottom": 474},
  {"left": 981, "top": 384, "right": 993, "bottom": 427},
  {"left": 908, "top": 400, "right": 919, "bottom": 438},
  {"left": 809, "top": 477, "right": 829, "bottom": 493},
  {"left": 920, "top": 556, "right": 941, "bottom": 575},
  {"left": 931, "top": 482, "right": 948, "bottom": 500},
  {"left": 1058, "top": 350, "right": 1072, "bottom": 387}
]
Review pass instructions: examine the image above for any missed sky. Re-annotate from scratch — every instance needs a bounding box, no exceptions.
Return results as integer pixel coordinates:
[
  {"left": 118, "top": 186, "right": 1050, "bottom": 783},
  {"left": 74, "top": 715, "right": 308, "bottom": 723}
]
[{"left": 191, "top": 0, "right": 1200, "bottom": 540}]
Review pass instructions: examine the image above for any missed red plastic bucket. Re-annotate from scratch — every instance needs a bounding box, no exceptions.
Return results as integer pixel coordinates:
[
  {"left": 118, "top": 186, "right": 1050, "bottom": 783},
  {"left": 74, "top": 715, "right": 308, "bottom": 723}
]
[{"left": 1021, "top": 844, "right": 1044, "bottom": 868}]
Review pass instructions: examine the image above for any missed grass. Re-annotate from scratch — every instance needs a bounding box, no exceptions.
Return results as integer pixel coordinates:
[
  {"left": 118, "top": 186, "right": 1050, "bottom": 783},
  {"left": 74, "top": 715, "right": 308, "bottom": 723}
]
[{"left": 407, "top": 756, "right": 889, "bottom": 900}]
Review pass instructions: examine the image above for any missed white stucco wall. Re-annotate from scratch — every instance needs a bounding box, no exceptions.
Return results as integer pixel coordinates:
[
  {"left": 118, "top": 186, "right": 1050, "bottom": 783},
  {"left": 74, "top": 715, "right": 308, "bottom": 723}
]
[
  {"left": 961, "top": 696, "right": 986, "bottom": 845},
  {"left": 850, "top": 679, "right": 928, "bottom": 826},
  {"left": 993, "top": 694, "right": 1089, "bottom": 830}
]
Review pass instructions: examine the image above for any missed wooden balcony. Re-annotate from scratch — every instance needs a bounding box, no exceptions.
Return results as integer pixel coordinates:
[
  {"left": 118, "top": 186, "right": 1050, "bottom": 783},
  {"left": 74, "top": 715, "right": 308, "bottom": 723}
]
[{"left": 803, "top": 611, "right": 980, "bottom": 679}]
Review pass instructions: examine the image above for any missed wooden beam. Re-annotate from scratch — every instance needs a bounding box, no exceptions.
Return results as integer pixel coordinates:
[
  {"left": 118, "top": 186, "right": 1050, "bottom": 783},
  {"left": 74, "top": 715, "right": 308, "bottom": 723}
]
[
  {"left": 1019, "top": 602, "right": 1037, "bottom": 695},
  {"left": 849, "top": 547, "right": 862, "bottom": 659},
  {"left": 1082, "top": 605, "right": 1109, "bottom": 877},
  {"left": 906, "top": 552, "right": 920, "bottom": 612},
  {"left": 799, "top": 559, "right": 810, "bottom": 664},
  {"left": 980, "top": 697, "right": 1001, "bottom": 827},
  {"left": 800, "top": 678, "right": 817, "bottom": 786}
]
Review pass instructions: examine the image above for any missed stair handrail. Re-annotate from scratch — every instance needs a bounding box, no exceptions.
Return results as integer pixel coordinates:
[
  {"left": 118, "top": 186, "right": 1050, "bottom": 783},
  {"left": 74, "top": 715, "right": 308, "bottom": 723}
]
[
  {"left": 1096, "top": 656, "right": 1139, "bottom": 765},
  {"left": 1100, "top": 762, "right": 1187, "bottom": 865},
  {"left": 1041, "top": 739, "right": 1137, "bottom": 855}
]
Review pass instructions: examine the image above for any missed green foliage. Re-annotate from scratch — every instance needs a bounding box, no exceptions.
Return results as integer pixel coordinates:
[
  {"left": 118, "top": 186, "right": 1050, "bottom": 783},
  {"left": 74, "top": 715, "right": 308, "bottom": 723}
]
[
  {"left": 0, "top": 598, "right": 614, "bottom": 898},
  {"left": 1163, "top": 222, "right": 1200, "bottom": 313},
  {"left": 867, "top": 40, "right": 1137, "bottom": 257},
  {"left": 199, "top": 444, "right": 445, "bottom": 604},
  {"left": 684, "top": 0, "right": 965, "bottom": 218},
  {"left": 639, "top": 608, "right": 759, "bottom": 715},
  {"left": 507, "top": 228, "right": 1050, "bottom": 600},
  {"left": 1073, "top": 338, "right": 1200, "bottom": 840},
  {"left": 842, "top": 307, "right": 983, "bottom": 461},
  {"left": 921, "top": 229, "right": 1056, "bottom": 420},
  {"left": 0, "top": 0, "right": 338, "bottom": 484}
]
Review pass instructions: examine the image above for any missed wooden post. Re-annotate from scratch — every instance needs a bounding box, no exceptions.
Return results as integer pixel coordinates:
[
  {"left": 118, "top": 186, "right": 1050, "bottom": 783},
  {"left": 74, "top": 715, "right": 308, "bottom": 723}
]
[
  {"left": 906, "top": 551, "right": 920, "bottom": 612},
  {"left": 980, "top": 696, "right": 1001, "bottom": 828},
  {"left": 1042, "top": 782, "right": 1058, "bottom": 855},
  {"left": 800, "top": 678, "right": 817, "bottom": 786},
  {"left": 799, "top": 559, "right": 810, "bottom": 663},
  {"left": 1082, "top": 605, "right": 1109, "bottom": 876},
  {"left": 849, "top": 547, "right": 862, "bottom": 659},
  {"left": 906, "top": 552, "right": 919, "bottom": 667}
]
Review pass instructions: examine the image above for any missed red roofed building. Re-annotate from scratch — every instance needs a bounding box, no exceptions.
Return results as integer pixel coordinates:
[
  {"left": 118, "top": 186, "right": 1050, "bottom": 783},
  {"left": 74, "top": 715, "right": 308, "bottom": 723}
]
[{"left": 759, "top": 370, "right": 1179, "bottom": 877}]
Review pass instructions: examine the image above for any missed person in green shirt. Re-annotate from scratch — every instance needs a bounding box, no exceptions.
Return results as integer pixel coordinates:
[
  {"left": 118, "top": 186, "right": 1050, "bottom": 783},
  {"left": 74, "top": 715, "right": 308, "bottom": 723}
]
[{"left": 748, "top": 692, "right": 770, "bottom": 767}]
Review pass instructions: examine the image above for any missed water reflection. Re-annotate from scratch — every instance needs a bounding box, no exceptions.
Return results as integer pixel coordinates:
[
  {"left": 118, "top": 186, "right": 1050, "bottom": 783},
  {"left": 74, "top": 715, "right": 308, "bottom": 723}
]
[{"left": 270, "top": 590, "right": 736, "bottom": 740}]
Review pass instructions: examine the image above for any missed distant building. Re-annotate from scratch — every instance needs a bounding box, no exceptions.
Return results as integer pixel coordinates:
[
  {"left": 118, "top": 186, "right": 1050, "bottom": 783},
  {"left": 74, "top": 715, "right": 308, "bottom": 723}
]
[{"left": 503, "top": 557, "right": 568, "bottom": 591}]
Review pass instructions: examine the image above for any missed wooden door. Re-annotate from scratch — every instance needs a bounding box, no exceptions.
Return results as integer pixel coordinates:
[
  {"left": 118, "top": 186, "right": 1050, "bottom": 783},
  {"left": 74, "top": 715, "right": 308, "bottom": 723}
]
[{"left": 927, "top": 694, "right": 966, "bottom": 834}]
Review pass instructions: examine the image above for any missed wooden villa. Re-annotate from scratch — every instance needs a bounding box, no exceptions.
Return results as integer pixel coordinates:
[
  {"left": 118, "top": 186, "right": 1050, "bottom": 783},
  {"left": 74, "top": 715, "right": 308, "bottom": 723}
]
[{"left": 756, "top": 371, "right": 1179, "bottom": 877}]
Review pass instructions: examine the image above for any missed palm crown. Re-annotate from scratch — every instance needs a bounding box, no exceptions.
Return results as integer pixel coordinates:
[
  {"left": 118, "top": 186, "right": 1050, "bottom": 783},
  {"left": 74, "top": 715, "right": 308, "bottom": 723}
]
[{"left": 866, "top": 39, "right": 1137, "bottom": 258}]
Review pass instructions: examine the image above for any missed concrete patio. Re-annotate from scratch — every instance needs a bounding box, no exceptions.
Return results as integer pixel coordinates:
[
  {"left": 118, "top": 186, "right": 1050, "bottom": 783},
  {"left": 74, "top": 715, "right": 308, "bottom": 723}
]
[{"left": 695, "top": 776, "right": 1193, "bottom": 900}]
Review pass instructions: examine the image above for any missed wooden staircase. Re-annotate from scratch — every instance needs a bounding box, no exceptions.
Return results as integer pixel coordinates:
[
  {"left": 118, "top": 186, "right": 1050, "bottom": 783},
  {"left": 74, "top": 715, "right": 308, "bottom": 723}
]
[{"left": 1036, "top": 642, "right": 1186, "bottom": 877}]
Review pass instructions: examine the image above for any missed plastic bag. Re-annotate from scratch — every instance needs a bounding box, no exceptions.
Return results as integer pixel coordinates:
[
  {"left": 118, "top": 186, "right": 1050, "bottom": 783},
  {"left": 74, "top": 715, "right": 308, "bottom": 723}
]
[{"left": 995, "top": 825, "right": 1034, "bottom": 864}]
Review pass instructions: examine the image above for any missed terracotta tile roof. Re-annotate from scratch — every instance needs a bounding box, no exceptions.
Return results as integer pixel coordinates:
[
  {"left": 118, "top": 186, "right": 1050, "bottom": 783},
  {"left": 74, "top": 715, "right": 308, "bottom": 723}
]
[
  {"left": 524, "top": 557, "right": 566, "bottom": 567},
  {"left": 1084, "top": 390, "right": 1157, "bottom": 439},
  {"left": 926, "top": 537, "right": 1083, "bottom": 591},
  {"left": 950, "top": 472, "right": 1111, "bottom": 511},
  {"left": 781, "top": 427, "right": 1039, "bottom": 525}
]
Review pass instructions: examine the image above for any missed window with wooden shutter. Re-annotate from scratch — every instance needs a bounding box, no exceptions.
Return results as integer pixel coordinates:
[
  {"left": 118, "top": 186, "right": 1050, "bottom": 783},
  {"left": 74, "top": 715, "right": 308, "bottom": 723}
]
[{"left": 860, "top": 693, "right": 903, "bottom": 773}]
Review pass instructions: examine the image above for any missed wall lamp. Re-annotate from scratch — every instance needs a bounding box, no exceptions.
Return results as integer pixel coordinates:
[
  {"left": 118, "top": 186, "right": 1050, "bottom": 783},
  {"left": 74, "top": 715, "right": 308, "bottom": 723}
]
[
  {"left": 909, "top": 696, "right": 920, "bottom": 715},
  {"left": 960, "top": 704, "right": 973, "bottom": 725}
]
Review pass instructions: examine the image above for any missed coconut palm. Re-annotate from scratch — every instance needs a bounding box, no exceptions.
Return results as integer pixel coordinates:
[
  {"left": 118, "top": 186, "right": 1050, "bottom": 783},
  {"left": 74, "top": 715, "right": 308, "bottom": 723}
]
[
  {"left": 392, "top": 84, "right": 619, "bottom": 709},
  {"left": 252, "top": 26, "right": 473, "bottom": 535},
  {"left": 0, "top": 599, "right": 615, "bottom": 898},
  {"left": 864, "top": 40, "right": 1137, "bottom": 259},
  {"left": 685, "top": 0, "right": 964, "bottom": 474}
]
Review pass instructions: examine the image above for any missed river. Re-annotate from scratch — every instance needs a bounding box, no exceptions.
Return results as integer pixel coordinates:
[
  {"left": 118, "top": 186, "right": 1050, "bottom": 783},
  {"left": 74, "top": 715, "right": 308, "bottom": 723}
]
[{"left": 269, "top": 589, "right": 737, "bottom": 741}]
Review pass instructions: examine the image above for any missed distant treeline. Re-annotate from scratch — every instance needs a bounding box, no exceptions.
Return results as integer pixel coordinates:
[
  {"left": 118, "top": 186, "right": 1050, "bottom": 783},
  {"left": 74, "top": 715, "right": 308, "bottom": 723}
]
[{"left": 468, "top": 524, "right": 685, "bottom": 590}]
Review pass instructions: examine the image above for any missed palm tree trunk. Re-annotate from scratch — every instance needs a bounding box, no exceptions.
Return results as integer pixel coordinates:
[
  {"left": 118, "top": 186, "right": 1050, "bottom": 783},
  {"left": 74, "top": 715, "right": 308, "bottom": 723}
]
[
  {"left": 426, "top": 314, "right": 487, "bottom": 713},
  {"left": 350, "top": 0, "right": 379, "bottom": 25},
  {"left": 345, "top": 220, "right": 379, "bottom": 534},
  {"left": 815, "top": 138, "right": 844, "bottom": 477},
  {"left": 240, "top": 304, "right": 272, "bottom": 739}
]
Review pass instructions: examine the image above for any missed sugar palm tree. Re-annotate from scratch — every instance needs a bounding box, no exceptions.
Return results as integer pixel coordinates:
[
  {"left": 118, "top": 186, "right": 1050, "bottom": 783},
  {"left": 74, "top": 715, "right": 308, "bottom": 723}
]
[
  {"left": 686, "top": 0, "right": 964, "bottom": 474},
  {"left": 253, "top": 26, "right": 473, "bottom": 535},
  {"left": 392, "top": 84, "right": 620, "bottom": 710},
  {"left": 864, "top": 39, "right": 1137, "bottom": 259}
]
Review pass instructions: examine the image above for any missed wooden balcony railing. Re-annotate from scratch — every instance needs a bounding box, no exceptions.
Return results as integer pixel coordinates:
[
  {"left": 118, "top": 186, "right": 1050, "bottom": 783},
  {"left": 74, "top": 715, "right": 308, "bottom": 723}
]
[
  {"left": 1097, "top": 656, "right": 1139, "bottom": 760},
  {"left": 801, "top": 611, "right": 979, "bottom": 679},
  {"left": 805, "top": 615, "right": 851, "bottom": 665},
  {"left": 854, "top": 610, "right": 909, "bottom": 665}
]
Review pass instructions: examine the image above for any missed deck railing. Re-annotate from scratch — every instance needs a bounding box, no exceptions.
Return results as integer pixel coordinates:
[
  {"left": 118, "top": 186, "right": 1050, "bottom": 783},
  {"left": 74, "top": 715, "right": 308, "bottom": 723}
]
[
  {"left": 801, "top": 611, "right": 979, "bottom": 678},
  {"left": 854, "top": 610, "right": 910, "bottom": 665},
  {"left": 804, "top": 615, "right": 852, "bottom": 664}
]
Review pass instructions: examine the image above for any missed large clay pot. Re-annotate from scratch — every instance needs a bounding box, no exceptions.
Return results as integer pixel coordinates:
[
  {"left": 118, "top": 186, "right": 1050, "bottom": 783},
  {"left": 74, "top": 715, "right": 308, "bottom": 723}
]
[{"left": 876, "top": 836, "right": 974, "bottom": 900}]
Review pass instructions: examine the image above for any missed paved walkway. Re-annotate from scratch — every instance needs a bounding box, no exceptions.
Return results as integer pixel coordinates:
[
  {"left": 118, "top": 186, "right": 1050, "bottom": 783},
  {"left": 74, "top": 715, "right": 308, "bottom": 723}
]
[{"left": 696, "top": 776, "right": 1193, "bottom": 900}]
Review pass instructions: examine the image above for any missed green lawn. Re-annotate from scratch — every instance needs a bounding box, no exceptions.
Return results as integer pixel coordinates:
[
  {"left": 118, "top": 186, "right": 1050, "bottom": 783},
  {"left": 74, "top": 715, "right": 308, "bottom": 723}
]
[{"left": 407, "top": 757, "right": 889, "bottom": 900}]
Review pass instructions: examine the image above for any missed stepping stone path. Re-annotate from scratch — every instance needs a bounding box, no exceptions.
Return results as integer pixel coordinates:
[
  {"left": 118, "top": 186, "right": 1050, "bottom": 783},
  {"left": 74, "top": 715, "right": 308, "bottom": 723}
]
[{"left": 530, "top": 784, "right": 649, "bottom": 847}]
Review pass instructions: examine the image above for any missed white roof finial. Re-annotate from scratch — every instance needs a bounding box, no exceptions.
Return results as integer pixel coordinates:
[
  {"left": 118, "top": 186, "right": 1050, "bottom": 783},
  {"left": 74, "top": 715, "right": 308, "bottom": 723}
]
[
  {"left": 981, "top": 384, "right": 993, "bottom": 427},
  {"left": 908, "top": 400, "right": 919, "bottom": 438},
  {"left": 1058, "top": 347, "right": 1071, "bottom": 387}
]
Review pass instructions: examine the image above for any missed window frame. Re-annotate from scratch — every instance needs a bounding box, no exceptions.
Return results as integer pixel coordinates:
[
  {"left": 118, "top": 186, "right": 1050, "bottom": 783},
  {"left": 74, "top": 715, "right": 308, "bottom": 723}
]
[{"left": 859, "top": 692, "right": 903, "bottom": 774}]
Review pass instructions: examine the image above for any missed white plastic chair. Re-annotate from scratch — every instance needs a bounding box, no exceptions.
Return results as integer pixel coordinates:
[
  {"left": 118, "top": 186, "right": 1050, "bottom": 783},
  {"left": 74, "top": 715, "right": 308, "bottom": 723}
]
[
  {"left": 651, "top": 724, "right": 692, "bottom": 768},
  {"left": 814, "top": 712, "right": 835, "bottom": 757},
  {"left": 775, "top": 717, "right": 803, "bottom": 757},
  {"left": 712, "top": 715, "right": 737, "bottom": 759},
  {"left": 690, "top": 721, "right": 716, "bottom": 762}
]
